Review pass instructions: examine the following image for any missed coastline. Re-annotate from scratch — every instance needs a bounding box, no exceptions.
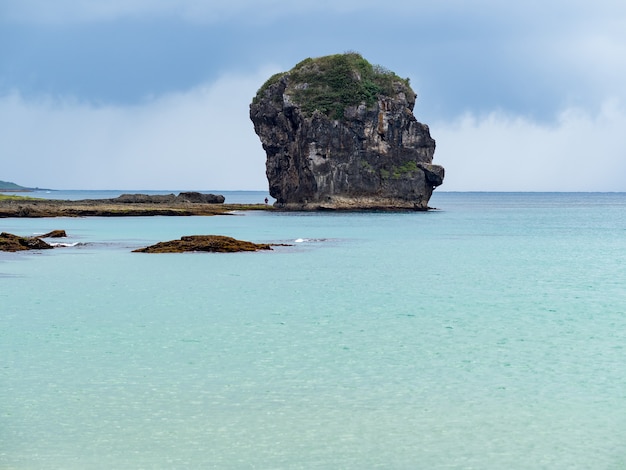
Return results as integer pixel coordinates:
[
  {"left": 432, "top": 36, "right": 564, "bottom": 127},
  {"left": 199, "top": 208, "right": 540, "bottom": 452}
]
[{"left": 0, "top": 197, "right": 273, "bottom": 217}]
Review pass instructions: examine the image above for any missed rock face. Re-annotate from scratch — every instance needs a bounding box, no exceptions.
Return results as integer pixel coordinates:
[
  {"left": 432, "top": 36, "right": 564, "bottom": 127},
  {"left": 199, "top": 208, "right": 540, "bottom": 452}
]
[{"left": 250, "top": 53, "right": 444, "bottom": 210}]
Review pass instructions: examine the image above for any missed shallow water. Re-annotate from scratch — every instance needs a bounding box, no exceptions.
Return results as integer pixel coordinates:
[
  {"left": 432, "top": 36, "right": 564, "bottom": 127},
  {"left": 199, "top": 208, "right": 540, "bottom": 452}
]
[{"left": 2, "top": 192, "right": 626, "bottom": 468}]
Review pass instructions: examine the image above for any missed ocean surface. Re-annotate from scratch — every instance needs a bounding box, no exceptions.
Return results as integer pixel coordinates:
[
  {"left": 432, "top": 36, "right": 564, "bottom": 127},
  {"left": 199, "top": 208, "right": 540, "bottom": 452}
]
[{"left": 1, "top": 191, "right": 625, "bottom": 469}]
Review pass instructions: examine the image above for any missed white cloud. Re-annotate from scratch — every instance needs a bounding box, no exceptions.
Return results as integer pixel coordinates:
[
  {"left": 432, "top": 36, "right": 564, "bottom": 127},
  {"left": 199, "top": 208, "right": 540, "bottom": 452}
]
[
  {"left": 2, "top": 63, "right": 625, "bottom": 192},
  {"left": 0, "top": 67, "right": 280, "bottom": 190},
  {"left": 432, "top": 99, "right": 626, "bottom": 191}
]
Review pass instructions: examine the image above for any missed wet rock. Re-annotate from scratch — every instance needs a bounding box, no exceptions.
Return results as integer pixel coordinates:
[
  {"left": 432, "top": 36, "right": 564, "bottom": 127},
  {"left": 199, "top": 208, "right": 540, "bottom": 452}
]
[
  {"left": 133, "top": 235, "right": 273, "bottom": 253},
  {"left": 38, "top": 230, "right": 67, "bottom": 238},
  {"left": 0, "top": 232, "right": 54, "bottom": 251}
]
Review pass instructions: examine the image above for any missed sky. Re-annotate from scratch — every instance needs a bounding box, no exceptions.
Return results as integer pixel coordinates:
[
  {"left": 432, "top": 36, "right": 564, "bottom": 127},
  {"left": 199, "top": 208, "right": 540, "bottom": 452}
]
[{"left": 1, "top": 0, "right": 625, "bottom": 191}]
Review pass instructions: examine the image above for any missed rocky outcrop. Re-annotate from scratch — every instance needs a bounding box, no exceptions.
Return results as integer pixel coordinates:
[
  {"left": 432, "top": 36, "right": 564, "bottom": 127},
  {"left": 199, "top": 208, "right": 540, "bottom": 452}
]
[
  {"left": 0, "top": 232, "right": 54, "bottom": 251},
  {"left": 133, "top": 235, "right": 274, "bottom": 253},
  {"left": 39, "top": 230, "right": 67, "bottom": 238},
  {"left": 176, "top": 192, "right": 225, "bottom": 204},
  {"left": 250, "top": 53, "right": 444, "bottom": 210}
]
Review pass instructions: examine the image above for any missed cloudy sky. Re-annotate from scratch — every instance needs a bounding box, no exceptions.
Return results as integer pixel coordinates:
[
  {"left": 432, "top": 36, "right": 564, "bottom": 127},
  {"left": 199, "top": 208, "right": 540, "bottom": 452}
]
[{"left": 1, "top": 0, "right": 625, "bottom": 191}]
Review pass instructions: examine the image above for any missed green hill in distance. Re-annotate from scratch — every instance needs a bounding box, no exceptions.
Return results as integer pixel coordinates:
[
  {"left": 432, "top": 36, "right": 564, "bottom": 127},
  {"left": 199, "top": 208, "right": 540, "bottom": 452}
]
[{"left": 0, "top": 180, "right": 32, "bottom": 191}]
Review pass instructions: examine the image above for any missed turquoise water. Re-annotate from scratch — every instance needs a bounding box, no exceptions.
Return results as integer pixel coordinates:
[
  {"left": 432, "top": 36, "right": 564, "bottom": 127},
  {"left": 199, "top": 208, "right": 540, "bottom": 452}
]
[{"left": 2, "top": 192, "right": 626, "bottom": 469}]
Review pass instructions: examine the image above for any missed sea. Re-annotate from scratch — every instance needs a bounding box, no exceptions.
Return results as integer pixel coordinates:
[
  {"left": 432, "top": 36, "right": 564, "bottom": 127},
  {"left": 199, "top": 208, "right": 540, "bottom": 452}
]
[{"left": 1, "top": 191, "right": 625, "bottom": 469}]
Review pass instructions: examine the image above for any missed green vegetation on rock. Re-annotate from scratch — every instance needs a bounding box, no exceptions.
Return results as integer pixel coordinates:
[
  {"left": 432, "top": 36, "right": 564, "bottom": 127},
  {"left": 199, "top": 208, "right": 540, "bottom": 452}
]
[
  {"left": 253, "top": 72, "right": 287, "bottom": 104},
  {"left": 378, "top": 161, "right": 419, "bottom": 180},
  {"left": 254, "top": 52, "right": 412, "bottom": 119},
  {"left": 392, "top": 161, "right": 419, "bottom": 178}
]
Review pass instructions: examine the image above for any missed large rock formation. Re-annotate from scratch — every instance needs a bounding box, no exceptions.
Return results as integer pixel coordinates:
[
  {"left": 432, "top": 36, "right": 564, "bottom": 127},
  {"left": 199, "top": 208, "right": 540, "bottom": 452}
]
[{"left": 250, "top": 53, "right": 444, "bottom": 210}]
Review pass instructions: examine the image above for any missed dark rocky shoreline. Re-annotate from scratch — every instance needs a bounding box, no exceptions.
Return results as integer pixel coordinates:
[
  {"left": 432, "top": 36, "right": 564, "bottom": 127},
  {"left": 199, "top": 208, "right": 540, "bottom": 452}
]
[{"left": 0, "top": 192, "right": 438, "bottom": 217}]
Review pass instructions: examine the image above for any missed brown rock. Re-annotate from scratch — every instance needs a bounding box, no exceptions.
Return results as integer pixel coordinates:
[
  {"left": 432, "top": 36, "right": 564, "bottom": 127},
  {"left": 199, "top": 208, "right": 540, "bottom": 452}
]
[
  {"left": 0, "top": 232, "right": 54, "bottom": 252},
  {"left": 38, "top": 230, "right": 67, "bottom": 238},
  {"left": 133, "top": 235, "right": 273, "bottom": 253}
]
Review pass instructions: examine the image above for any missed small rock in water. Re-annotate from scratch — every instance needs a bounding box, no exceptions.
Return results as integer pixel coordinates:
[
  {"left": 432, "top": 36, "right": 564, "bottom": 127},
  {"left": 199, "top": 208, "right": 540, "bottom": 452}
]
[
  {"left": 0, "top": 232, "right": 54, "bottom": 252},
  {"left": 38, "top": 230, "right": 67, "bottom": 238},
  {"left": 133, "top": 235, "right": 273, "bottom": 253}
]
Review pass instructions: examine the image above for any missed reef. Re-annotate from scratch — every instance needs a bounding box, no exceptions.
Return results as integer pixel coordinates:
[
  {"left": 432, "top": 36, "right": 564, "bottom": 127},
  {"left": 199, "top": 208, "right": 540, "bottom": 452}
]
[{"left": 133, "top": 235, "right": 275, "bottom": 253}]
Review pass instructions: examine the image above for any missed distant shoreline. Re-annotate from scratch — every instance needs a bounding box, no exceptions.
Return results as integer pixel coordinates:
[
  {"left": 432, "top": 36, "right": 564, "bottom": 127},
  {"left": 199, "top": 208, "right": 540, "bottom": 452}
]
[{"left": 0, "top": 193, "right": 274, "bottom": 217}]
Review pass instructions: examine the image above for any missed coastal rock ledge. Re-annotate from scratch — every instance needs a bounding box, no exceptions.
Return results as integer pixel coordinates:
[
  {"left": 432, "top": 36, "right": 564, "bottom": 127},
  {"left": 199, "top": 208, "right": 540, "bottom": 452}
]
[{"left": 250, "top": 52, "right": 444, "bottom": 210}]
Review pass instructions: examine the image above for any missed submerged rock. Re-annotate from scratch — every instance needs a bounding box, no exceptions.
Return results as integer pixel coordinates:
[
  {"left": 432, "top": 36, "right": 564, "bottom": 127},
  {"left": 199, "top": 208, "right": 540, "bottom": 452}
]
[
  {"left": 250, "top": 52, "right": 444, "bottom": 210},
  {"left": 133, "top": 235, "right": 273, "bottom": 253}
]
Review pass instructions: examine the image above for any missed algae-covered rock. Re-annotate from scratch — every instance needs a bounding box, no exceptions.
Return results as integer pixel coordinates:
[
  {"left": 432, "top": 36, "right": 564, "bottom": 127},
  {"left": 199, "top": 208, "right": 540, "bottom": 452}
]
[
  {"left": 133, "top": 235, "right": 273, "bottom": 253},
  {"left": 0, "top": 232, "right": 54, "bottom": 251}
]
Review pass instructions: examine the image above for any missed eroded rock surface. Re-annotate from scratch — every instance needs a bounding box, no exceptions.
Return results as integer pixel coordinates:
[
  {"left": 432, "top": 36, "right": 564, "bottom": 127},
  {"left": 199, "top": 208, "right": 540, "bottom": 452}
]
[{"left": 250, "top": 53, "right": 444, "bottom": 210}]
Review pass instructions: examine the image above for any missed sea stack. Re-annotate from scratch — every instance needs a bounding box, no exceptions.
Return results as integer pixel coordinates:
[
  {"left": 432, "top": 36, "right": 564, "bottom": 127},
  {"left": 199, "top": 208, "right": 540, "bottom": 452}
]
[{"left": 249, "top": 52, "right": 444, "bottom": 210}]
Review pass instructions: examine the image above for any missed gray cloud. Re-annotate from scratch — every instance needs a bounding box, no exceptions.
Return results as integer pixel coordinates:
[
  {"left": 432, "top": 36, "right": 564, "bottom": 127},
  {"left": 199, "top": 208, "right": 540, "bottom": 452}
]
[
  {"left": 2, "top": 1, "right": 625, "bottom": 191},
  {"left": 433, "top": 100, "right": 626, "bottom": 191},
  {"left": 2, "top": 67, "right": 625, "bottom": 191},
  {"left": 0, "top": 69, "right": 278, "bottom": 190}
]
